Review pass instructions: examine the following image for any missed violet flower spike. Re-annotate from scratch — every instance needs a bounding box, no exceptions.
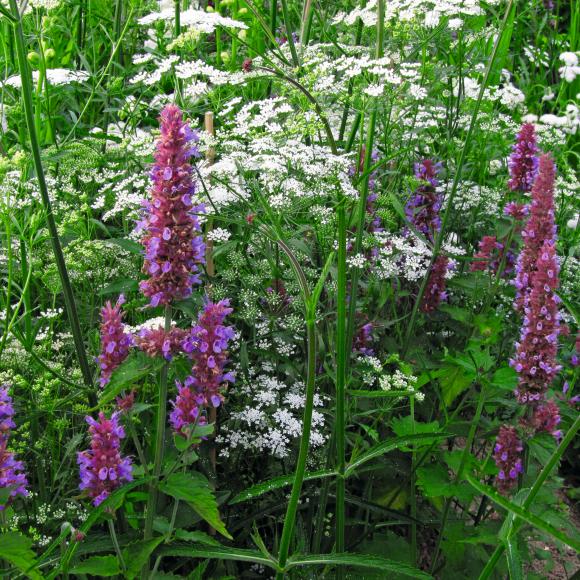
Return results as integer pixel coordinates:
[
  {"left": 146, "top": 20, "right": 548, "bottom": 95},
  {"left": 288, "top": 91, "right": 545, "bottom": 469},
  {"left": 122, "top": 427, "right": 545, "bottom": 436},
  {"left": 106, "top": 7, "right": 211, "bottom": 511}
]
[
  {"left": 77, "top": 412, "right": 133, "bottom": 506},
  {"left": 170, "top": 299, "right": 235, "bottom": 436},
  {"left": 508, "top": 123, "right": 539, "bottom": 193},
  {"left": 510, "top": 240, "right": 561, "bottom": 404},
  {"left": 513, "top": 154, "right": 557, "bottom": 312},
  {"left": 493, "top": 425, "right": 524, "bottom": 493},
  {"left": 0, "top": 386, "right": 29, "bottom": 510},
  {"left": 139, "top": 104, "right": 206, "bottom": 307},
  {"left": 97, "top": 295, "right": 131, "bottom": 388}
]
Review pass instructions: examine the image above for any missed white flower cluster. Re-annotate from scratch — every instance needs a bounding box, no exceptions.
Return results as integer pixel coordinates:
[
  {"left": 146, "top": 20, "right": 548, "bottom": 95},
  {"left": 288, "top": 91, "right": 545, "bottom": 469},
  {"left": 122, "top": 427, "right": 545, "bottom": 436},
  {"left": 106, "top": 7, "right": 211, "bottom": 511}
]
[
  {"left": 523, "top": 103, "right": 580, "bottom": 136},
  {"left": 138, "top": 8, "right": 247, "bottom": 33},
  {"left": 206, "top": 228, "right": 231, "bottom": 243},
  {"left": 216, "top": 372, "right": 327, "bottom": 459},
  {"left": 3, "top": 69, "right": 90, "bottom": 89},
  {"left": 559, "top": 52, "right": 580, "bottom": 83},
  {"left": 374, "top": 232, "right": 463, "bottom": 283},
  {"left": 333, "top": 0, "right": 500, "bottom": 31}
]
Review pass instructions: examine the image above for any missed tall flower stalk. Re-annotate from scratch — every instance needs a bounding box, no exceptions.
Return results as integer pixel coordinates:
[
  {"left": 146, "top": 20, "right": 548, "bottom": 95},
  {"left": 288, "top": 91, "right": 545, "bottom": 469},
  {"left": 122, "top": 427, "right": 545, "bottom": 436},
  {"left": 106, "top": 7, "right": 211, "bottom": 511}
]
[{"left": 141, "top": 104, "right": 205, "bottom": 547}]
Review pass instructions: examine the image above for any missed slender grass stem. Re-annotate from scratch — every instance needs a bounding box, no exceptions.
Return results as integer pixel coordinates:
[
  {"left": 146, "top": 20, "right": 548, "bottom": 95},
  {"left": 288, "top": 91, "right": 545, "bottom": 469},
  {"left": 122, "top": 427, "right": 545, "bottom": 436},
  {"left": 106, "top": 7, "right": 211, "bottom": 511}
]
[
  {"left": 108, "top": 519, "right": 126, "bottom": 572},
  {"left": 8, "top": 0, "right": 96, "bottom": 404},
  {"left": 335, "top": 197, "right": 347, "bottom": 571}
]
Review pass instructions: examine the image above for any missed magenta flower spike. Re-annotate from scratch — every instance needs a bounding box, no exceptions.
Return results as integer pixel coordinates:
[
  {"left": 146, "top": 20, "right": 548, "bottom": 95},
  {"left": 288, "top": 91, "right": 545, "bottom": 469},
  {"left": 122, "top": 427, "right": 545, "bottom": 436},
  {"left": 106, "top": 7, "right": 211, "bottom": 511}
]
[
  {"left": 170, "top": 299, "right": 235, "bottom": 436},
  {"left": 139, "top": 104, "right": 206, "bottom": 307},
  {"left": 508, "top": 123, "right": 539, "bottom": 193},
  {"left": 0, "top": 387, "right": 28, "bottom": 510},
  {"left": 530, "top": 399, "right": 562, "bottom": 439},
  {"left": 134, "top": 325, "right": 189, "bottom": 361},
  {"left": 77, "top": 412, "right": 133, "bottom": 506},
  {"left": 513, "top": 154, "right": 557, "bottom": 312},
  {"left": 493, "top": 425, "right": 524, "bottom": 493},
  {"left": 511, "top": 240, "right": 561, "bottom": 404},
  {"left": 97, "top": 295, "right": 131, "bottom": 388},
  {"left": 405, "top": 159, "right": 443, "bottom": 240}
]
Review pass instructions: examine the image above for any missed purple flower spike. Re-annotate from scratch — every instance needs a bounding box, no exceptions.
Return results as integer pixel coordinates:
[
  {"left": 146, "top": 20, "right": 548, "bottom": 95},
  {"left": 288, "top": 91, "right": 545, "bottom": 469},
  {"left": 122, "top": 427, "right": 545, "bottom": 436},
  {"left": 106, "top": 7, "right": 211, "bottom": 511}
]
[
  {"left": 77, "top": 412, "right": 133, "bottom": 506},
  {"left": 0, "top": 387, "right": 28, "bottom": 510},
  {"left": 513, "top": 154, "right": 557, "bottom": 313},
  {"left": 405, "top": 159, "right": 443, "bottom": 239},
  {"left": 508, "top": 123, "right": 539, "bottom": 193},
  {"left": 170, "top": 299, "right": 235, "bottom": 436},
  {"left": 139, "top": 104, "right": 206, "bottom": 307},
  {"left": 493, "top": 425, "right": 523, "bottom": 493},
  {"left": 97, "top": 295, "right": 131, "bottom": 388},
  {"left": 531, "top": 399, "right": 562, "bottom": 440},
  {"left": 510, "top": 240, "right": 561, "bottom": 404}
]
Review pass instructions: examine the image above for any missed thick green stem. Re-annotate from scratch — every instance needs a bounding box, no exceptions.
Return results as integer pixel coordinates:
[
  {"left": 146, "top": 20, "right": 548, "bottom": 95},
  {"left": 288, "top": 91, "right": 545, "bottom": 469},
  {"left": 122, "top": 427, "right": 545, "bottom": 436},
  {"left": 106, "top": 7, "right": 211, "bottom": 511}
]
[
  {"left": 276, "top": 316, "right": 317, "bottom": 578},
  {"left": 143, "top": 307, "right": 172, "bottom": 557},
  {"left": 478, "top": 414, "right": 580, "bottom": 580},
  {"left": 9, "top": 0, "right": 96, "bottom": 405}
]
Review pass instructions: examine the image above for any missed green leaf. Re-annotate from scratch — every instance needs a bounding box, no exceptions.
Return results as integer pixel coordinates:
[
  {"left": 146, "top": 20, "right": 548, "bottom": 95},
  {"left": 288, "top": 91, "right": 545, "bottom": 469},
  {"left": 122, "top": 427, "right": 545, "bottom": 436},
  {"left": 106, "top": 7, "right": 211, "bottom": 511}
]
[
  {"left": 491, "top": 366, "right": 518, "bottom": 391},
  {"left": 391, "top": 416, "right": 441, "bottom": 438},
  {"left": 70, "top": 555, "right": 121, "bottom": 576},
  {"left": 505, "top": 535, "right": 523, "bottom": 580},
  {"left": 99, "top": 278, "right": 139, "bottom": 296},
  {"left": 0, "top": 4, "right": 17, "bottom": 23},
  {"left": 434, "top": 365, "right": 473, "bottom": 407},
  {"left": 230, "top": 469, "right": 336, "bottom": 504},
  {"left": 160, "top": 473, "right": 232, "bottom": 539},
  {"left": 346, "top": 433, "right": 449, "bottom": 477},
  {"left": 286, "top": 552, "right": 431, "bottom": 578},
  {"left": 97, "top": 352, "right": 164, "bottom": 409},
  {"left": 159, "top": 544, "right": 277, "bottom": 570},
  {"left": 465, "top": 473, "right": 580, "bottom": 551},
  {"left": 122, "top": 538, "right": 164, "bottom": 580},
  {"left": 108, "top": 238, "right": 143, "bottom": 255},
  {"left": 0, "top": 533, "right": 42, "bottom": 579}
]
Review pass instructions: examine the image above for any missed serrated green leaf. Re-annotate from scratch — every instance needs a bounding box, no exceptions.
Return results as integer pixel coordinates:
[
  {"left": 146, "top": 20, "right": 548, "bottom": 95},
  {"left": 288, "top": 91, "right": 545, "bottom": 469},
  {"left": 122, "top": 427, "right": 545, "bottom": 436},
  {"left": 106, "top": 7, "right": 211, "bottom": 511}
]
[
  {"left": 70, "top": 555, "right": 120, "bottom": 576},
  {"left": 230, "top": 469, "right": 336, "bottom": 504},
  {"left": 491, "top": 366, "right": 518, "bottom": 390},
  {"left": 0, "top": 533, "right": 42, "bottom": 579},
  {"left": 96, "top": 353, "right": 164, "bottom": 409},
  {"left": 160, "top": 473, "right": 232, "bottom": 539},
  {"left": 346, "top": 433, "right": 448, "bottom": 477},
  {"left": 159, "top": 544, "right": 277, "bottom": 570},
  {"left": 287, "top": 552, "right": 431, "bottom": 578},
  {"left": 122, "top": 538, "right": 164, "bottom": 580},
  {"left": 505, "top": 535, "right": 523, "bottom": 580}
]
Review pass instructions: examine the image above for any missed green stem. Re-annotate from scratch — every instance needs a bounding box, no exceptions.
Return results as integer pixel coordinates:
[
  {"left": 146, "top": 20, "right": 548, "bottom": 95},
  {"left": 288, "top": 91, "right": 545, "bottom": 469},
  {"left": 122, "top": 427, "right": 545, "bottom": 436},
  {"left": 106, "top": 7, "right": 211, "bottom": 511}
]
[
  {"left": 402, "top": 0, "right": 516, "bottom": 356},
  {"left": 410, "top": 397, "right": 417, "bottom": 566},
  {"left": 280, "top": 0, "right": 299, "bottom": 68},
  {"left": 143, "top": 306, "right": 172, "bottom": 554},
  {"left": 335, "top": 197, "right": 347, "bottom": 571},
  {"left": 108, "top": 520, "right": 126, "bottom": 572},
  {"left": 8, "top": 0, "right": 96, "bottom": 404},
  {"left": 478, "top": 414, "right": 580, "bottom": 580},
  {"left": 276, "top": 315, "right": 317, "bottom": 578}
]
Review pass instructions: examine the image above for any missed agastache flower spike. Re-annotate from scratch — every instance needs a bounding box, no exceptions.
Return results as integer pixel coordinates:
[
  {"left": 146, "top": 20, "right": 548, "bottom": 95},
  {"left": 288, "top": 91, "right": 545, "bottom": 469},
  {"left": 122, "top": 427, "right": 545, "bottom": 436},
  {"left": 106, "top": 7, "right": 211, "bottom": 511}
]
[
  {"left": 511, "top": 240, "right": 561, "bottom": 404},
  {"left": 493, "top": 425, "right": 524, "bottom": 493},
  {"left": 530, "top": 399, "right": 562, "bottom": 439},
  {"left": 139, "top": 104, "right": 206, "bottom": 307},
  {"left": 405, "top": 159, "right": 443, "bottom": 239},
  {"left": 77, "top": 412, "right": 133, "bottom": 506},
  {"left": 0, "top": 387, "right": 28, "bottom": 510},
  {"left": 97, "top": 295, "right": 131, "bottom": 388},
  {"left": 513, "top": 154, "right": 557, "bottom": 312},
  {"left": 508, "top": 123, "right": 539, "bottom": 192},
  {"left": 134, "top": 325, "right": 189, "bottom": 361},
  {"left": 170, "top": 299, "right": 235, "bottom": 436}
]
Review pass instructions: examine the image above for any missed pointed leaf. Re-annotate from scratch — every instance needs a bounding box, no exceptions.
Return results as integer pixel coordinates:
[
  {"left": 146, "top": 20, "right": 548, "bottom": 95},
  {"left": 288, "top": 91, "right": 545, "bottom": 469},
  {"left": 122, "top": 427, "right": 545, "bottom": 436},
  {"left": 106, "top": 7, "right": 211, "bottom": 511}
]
[
  {"left": 70, "top": 555, "right": 120, "bottom": 576},
  {"left": 346, "top": 433, "right": 449, "bottom": 477},
  {"left": 287, "top": 552, "right": 431, "bottom": 578},
  {"left": 160, "top": 472, "right": 232, "bottom": 539},
  {"left": 97, "top": 353, "right": 164, "bottom": 408},
  {"left": 230, "top": 469, "right": 336, "bottom": 504},
  {"left": 465, "top": 473, "right": 580, "bottom": 551},
  {"left": 122, "top": 538, "right": 164, "bottom": 580},
  {"left": 159, "top": 544, "right": 277, "bottom": 570},
  {"left": 0, "top": 533, "right": 42, "bottom": 580}
]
